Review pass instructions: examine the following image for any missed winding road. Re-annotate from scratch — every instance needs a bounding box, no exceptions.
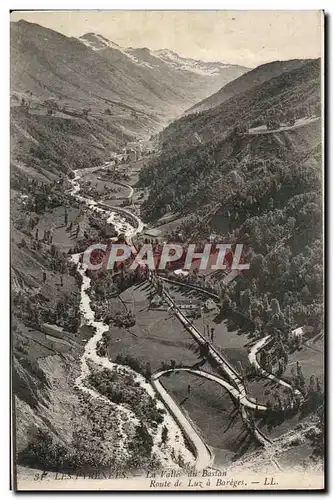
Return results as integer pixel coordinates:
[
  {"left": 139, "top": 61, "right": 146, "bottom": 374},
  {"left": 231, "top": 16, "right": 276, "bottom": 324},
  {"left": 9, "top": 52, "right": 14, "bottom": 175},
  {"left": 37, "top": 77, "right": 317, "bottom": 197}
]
[
  {"left": 153, "top": 368, "right": 266, "bottom": 411},
  {"left": 151, "top": 276, "right": 252, "bottom": 399},
  {"left": 249, "top": 336, "right": 304, "bottom": 403},
  {"left": 153, "top": 275, "right": 303, "bottom": 407},
  {"left": 151, "top": 374, "right": 213, "bottom": 470},
  {"left": 247, "top": 116, "right": 320, "bottom": 135},
  {"left": 68, "top": 159, "right": 301, "bottom": 471}
]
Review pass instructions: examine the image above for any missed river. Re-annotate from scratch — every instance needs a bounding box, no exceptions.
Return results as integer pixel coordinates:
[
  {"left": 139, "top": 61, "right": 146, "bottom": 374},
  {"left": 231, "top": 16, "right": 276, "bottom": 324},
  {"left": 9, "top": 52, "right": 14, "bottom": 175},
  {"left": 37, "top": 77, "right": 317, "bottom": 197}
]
[{"left": 69, "top": 167, "right": 196, "bottom": 469}]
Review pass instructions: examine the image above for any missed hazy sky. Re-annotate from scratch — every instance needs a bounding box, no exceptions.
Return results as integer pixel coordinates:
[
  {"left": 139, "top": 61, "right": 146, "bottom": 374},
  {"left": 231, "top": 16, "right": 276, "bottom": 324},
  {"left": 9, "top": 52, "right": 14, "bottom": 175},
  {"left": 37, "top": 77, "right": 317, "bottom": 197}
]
[{"left": 10, "top": 10, "right": 323, "bottom": 67}]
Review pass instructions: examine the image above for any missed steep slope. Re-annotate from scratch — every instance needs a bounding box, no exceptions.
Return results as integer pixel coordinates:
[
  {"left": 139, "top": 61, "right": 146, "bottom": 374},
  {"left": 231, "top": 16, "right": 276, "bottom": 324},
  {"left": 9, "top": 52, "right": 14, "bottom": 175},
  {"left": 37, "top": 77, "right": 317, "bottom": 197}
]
[
  {"left": 158, "top": 58, "right": 321, "bottom": 156},
  {"left": 10, "top": 105, "right": 127, "bottom": 188},
  {"left": 11, "top": 19, "right": 249, "bottom": 177},
  {"left": 138, "top": 59, "right": 323, "bottom": 448},
  {"left": 11, "top": 20, "right": 168, "bottom": 125},
  {"left": 10, "top": 20, "right": 161, "bottom": 471},
  {"left": 139, "top": 117, "right": 321, "bottom": 222},
  {"left": 187, "top": 59, "right": 312, "bottom": 114},
  {"left": 11, "top": 19, "right": 222, "bottom": 475}
]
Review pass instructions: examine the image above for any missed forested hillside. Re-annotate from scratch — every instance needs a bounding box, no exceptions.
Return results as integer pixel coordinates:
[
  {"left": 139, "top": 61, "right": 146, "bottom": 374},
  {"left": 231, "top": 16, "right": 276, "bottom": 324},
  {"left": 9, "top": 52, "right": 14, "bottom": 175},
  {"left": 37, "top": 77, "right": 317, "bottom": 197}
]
[
  {"left": 138, "top": 57, "right": 323, "bottom": 343},
  {"left": 158, "top": 58, "right": 321, "bottom": 156},
  {"left": 186, "top": 59, "right": 312, "bottom": 114}
]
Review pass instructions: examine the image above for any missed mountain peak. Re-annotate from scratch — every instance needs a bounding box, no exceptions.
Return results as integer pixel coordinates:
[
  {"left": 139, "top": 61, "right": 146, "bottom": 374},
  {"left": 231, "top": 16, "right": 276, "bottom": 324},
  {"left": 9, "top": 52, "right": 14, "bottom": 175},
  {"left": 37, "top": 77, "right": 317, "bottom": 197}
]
[
  {"left": 152, "top": 49, "right": 239, "bottom": 75},
  {"left": 78, "top": 32, "right": 121, "bottom": 51},
  {"left": 154, "top": 48, "right": 178, "bottom": 57}
]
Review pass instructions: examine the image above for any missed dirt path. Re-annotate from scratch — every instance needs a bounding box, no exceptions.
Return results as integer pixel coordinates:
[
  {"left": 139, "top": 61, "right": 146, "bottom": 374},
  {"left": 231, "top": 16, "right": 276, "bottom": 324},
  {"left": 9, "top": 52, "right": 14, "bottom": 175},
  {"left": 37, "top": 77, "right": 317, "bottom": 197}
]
[{"left": 247, "top": 116, "right": 320, "bottom": 135}]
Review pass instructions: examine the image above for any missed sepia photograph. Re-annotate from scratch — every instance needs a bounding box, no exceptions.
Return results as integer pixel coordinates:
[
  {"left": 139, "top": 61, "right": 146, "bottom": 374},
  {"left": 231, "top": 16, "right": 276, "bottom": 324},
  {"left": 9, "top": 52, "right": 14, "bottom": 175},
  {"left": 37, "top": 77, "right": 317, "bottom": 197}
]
[{"left": 10, "top": 9, "right": 324, "bottom": 491}]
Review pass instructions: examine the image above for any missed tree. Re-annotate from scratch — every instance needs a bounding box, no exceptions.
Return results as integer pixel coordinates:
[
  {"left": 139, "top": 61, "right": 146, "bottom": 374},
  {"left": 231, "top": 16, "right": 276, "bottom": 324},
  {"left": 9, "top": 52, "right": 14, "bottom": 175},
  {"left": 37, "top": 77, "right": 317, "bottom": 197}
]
[
  {"left": 286, "top": 110, "right": 295, "bottom": 126},
  {"left": 309, "top": 374, "right": 316, "bottom": 393},
  {"left": 18, "top": 429, "right": 69, "bottom": 471},
  {"left": 161, "top": 426, "right": 168, "bottom": 445},
  {"left": 296, "top": 361, "right": 306, "bottom": 393},
  {"left": 270, "top": 298, "right": 281, "bottom": 314},
  {"left": 82, "top": 107, "right": 91, "bottom": 117},
  {"left": 51, "top": 244, "right": 57, "bottom": 257},
  {"left": 34, "top": 192, "right": 48, "bottom": 213},
  {"left": 145, "top": 362, "right": 151, "bottom": 380},
  {"left": 250, "top": 254, "right": 265, "bottom": 276},
  {"left": 129, "top": 424, "right": 153, "bottom": 457},
  {"left": 277, "top": 360, "right": 284, "bottom": 376},
  {"left": 18, "top": 238, "right": 27, "bottom": 249},
  {"left": 240, "top": 288, "right": 251, "bottom": 310}
]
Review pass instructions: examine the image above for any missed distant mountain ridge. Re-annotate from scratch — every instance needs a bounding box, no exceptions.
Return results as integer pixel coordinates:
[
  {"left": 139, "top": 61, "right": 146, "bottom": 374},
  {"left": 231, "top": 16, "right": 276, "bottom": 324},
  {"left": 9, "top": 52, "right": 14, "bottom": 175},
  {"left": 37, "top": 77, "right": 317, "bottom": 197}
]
[
  {"left": 10, "top": 19, "right": 250, "bottom": 192},
  {"left": 11, "top": 20, "right": 249, "bottom": 133},
  {"left": 78, "top": 32, "right": 247, "bottom": 77}
]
